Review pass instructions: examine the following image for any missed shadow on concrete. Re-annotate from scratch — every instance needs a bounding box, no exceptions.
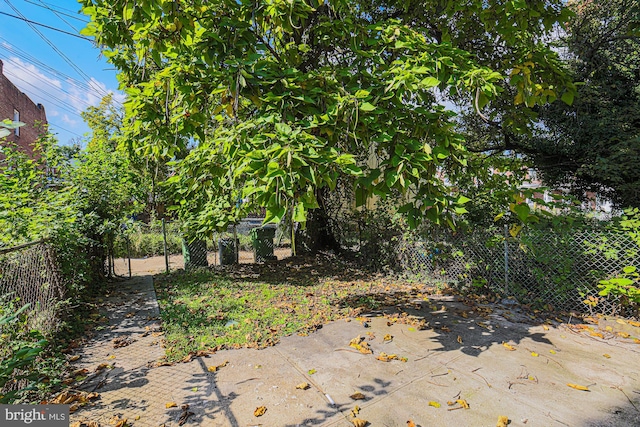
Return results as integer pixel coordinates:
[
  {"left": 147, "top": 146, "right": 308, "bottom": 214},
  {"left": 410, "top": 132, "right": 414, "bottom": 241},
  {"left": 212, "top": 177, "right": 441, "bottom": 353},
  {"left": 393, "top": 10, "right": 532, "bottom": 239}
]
[{"left": 172, "top": 357, "right": 240, "bottom": 427}]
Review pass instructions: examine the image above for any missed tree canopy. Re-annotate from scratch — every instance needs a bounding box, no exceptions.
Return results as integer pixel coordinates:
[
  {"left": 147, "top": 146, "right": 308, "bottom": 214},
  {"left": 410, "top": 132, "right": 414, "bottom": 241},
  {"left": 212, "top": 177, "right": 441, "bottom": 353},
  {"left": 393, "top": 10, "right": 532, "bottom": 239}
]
[{"left": 80, "top": 0, "right": 576, "bottom": 236}]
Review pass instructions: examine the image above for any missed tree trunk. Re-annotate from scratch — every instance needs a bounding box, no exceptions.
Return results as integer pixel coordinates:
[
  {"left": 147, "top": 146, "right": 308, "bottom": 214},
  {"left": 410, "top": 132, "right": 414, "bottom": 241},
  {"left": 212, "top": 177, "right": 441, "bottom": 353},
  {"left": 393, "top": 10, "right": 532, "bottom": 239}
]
[{"left": 294, "top": 188, "right": 340, "bottom": 255}]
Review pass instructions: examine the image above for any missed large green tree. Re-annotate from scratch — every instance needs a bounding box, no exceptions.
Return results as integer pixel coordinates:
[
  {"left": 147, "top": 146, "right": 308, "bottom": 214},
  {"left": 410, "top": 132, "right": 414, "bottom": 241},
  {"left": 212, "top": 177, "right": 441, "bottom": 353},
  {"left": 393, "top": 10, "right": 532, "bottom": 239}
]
[
  {"left": 462, "top": 0, "right": 640, "bottom": 208},
  {"left": 531, "top": 0, "right": 640, "bottom": 207},
  {"left": 80, "top": 0, "right": 575, "bottom": 248}
]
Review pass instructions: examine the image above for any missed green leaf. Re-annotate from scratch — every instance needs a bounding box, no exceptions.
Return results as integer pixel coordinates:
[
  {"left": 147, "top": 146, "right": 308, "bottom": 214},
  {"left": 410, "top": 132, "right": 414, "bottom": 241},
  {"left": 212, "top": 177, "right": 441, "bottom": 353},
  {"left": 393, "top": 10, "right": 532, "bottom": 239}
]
[
  {"left": 293, "top": 202, "right": 307, "bottom": 223},
  {"left": 359, "top": 102, "right": 376, "bottom": 112},
  {"left": 561, "top": 90, "right": 574, "bottom": 106},
  {"left": 420, "top": 77, "right": 440, "bottom": 88}
]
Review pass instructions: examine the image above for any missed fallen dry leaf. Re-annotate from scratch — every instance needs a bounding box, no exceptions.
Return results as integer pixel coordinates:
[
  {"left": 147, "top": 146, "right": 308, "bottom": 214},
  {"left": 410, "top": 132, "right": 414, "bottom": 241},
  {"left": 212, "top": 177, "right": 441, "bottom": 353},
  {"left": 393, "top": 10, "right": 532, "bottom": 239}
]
[
  {"left": 407, "top": 420, "right": 416, "bottom": 427},
  {"left": 457, "top": 399, "right": 470, "bottom": 409},
  {"left": 618, "top": 332, "right": 630, "bottom": 338},
  {"left": 95, "top": 363, "right": 111, "bottom": 372},
  {"left": 254, "top": 406, "right": 267, "bottom": 417},
  {"left": 351, "top": 405, "right": 360, "bottom": 417},
  {"left": 352, "top": 418, "right": 368, "bottom": 427},
  {"left": 207, "top": 360, "right": 229, "bottom": 372},
  {"left": 428, "top": 401, "right": 441, "bottom": 408},
  {"left": 590, "top": 331, "right": 604, "bottom": 339},
  {"left": 603, "top": 354, "right": 611, "bottom": 359},
  {"left": 549, "top": 349, "right": 557, "bottom": 354},
  {"left": 350, "top": 392, "right": 366, "bottom": 400},
  {"left": 376, "top": 352, "right": 398, "bottom": 362},
  {"left": 502, "top": 342, "right": 516, "bottom": 351},
  {"left": 531, "top": 352, "right": 539, "bottom": 357},
  {"left": 349, "top": 335, "right": 372, "bottom": 354},
  {"left": 308, "top": 369, "right": 317, "bottom": 375},
  {"left": 629, "top": 320, "right": 640, "bottom": 327},
  {"left": 567, "top": 383, "right": 590, "bottom": 391},
  {"left": 457, "top": 335, "right": 463, "bottom": 344},
  {"left": 165, "top": 402, "right": 177, "bottom": 408},
  {"left": 497, "top": 415, "right": 509, "bottom": 427},
  {"left": 296, "top": 382, "right": 310, "bottom": 390},
  {"left": 69, "top": 355, "right": 81, "bottom": 362},
  {"left": 383, "top": 334, "right": 393, "bottom": 342},
  {"left": 542, "top": 325, "right": 549, "bottom": 331}
]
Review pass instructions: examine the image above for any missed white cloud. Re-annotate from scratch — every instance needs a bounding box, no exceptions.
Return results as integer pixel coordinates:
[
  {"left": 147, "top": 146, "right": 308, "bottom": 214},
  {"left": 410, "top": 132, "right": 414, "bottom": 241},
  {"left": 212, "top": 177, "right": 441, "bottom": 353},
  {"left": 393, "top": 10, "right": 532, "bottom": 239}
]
[{"left": 61, "top": 114, "right": 78, "bottom": 126}]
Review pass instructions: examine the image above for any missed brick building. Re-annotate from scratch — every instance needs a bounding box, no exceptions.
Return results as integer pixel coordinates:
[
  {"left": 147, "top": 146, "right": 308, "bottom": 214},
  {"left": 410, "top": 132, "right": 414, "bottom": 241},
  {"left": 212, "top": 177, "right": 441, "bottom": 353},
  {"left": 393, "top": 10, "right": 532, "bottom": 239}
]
[{"left": 0, "top": 59, "right": 47, "bottom": 156}]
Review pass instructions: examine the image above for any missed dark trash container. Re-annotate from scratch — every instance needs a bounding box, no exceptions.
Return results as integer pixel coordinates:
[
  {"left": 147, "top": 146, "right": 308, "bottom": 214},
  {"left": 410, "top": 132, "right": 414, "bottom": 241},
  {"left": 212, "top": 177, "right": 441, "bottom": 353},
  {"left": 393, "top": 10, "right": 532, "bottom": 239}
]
[
  {"left": 182, "top": 239, "right": 208, "bottom": 269},
  {"left": 250, "top": 226, "right": 277, "bottom": 263},
  {"left": 219, "top": 238, "right": 239, "bottom": 265}
]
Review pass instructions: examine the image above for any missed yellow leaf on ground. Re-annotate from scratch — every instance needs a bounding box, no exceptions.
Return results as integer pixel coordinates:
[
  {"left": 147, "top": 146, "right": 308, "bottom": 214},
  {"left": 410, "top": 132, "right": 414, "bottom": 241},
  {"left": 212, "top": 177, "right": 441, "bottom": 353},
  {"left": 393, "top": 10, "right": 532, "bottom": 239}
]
[
  {"left": 254, "top": 406, "right": 267, "bottom": 417},
  {"left": 616, "top": 319, "right": 627, "bottom": 325},
  {"left": 296, "top": 382, "right": 310, "bottom": 390},
  {"left": 383, "top": 334, "right": 393, "bottom": 342},
  {"left": 497, "top": 415, "right": 509, "bottom": 427},
  {"left": 428, "top": 401, "right": 441, "bottom": 408},
  {"left": 207, "top": 360, "right": 229, "bottom": 372},
  {"left": 502, "top": 342, "right": 516, "bottom": 351},
  {"left": 603, "top": 354, "right": 611, "bottom": 359},
  {"left": 308, "top": 369, "right": 316, "bottom": 375},
  {"left": 550, "top": 349, "right": 557, "bottom": 354},
  {"left": 407, "top": 420, "right": 416, "bottom": 427},
  {"left": 107, "top": 355, "right": 116, "bottom": 360},
  {"left": 457, "top": 335, "right": 463, "bottom": 344},
  {"left": 69, "top": 355, "right": 81, "bottom": 362},
  {"left": 351, "top": 405, "right": 360, "bottom": 417},
  {"left": 350, "top": 392, "right": 366, "bottom": 400},
  {"left": 457, "top": 399, "right": 470, "bottom": 409},
  {"left": 352, "top": 418, "right": 368, "bottom": 427},
  {"left": 618, "top": 332, "right": 630, "bottom": 338},
  {"left": 567, "top": 383, "right": 589, "bottom": 391},
  {"left": 542, "top": 325, "right": 549, "bottom": 331},
  {"left": 165, "top": 402, "right": 177, "bottom": 408},
  {"left": 628, "top": 321, "right": 640, "bottom": 327},
  {"left": 531, "top": 352, "right": 539, "bottom": 357},
  {"left": 590, "top": 331, "right": 604, "bottom": 338}
]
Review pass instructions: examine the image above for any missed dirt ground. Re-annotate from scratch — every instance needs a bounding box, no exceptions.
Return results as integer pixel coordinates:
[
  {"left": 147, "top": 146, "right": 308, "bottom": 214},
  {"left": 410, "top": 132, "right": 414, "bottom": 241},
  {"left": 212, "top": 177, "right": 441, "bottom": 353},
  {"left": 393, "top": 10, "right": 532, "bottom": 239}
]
[{"left": 113, "top": 248, "right": 292, "bottom": 276}]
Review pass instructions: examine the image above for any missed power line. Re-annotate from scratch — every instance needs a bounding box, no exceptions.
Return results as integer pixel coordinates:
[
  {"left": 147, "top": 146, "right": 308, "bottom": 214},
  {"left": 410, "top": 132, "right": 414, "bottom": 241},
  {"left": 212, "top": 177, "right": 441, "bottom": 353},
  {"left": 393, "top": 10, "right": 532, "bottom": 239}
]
[
  {"left": 47, "top": 121, "right": 84, "bottom": 138},
  {"left": 3, "top": 68, "right": 91, "bottom": 116},
  {"left": 35, "top": 0, "right": 79, "bottom": 33},
  {"left": 23, "top": 0, "right": 89, "bottom": 23},
  {"left": 3, "top": 0, "right": 112, "bottom": 100},
  {"left": 24, "top": 0, "right": 87, "bottom": 17},
  {"left": 0, "top": 10, "right": 89, "bottom": 40},
  {"left": 0, "top": 39, "right": 121, "bottom": 105}
]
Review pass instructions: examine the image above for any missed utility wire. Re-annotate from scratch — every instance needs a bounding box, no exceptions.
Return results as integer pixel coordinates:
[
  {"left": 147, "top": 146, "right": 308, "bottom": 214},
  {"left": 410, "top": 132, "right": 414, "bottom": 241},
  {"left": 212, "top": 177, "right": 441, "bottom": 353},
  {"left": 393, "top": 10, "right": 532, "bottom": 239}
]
[
  {"left": 47, "top": 121, "right": 84, "bottom": 138},
  {"left": 0, "top": 10, "right": 89, "bottom": 40},
  {"left": 4, "top": 68, "right": 92, "bottom": 116},
  {"left": 3, "top": 0, "right": 112, "bottom": 100},
  {"left": 24, "top": 0, "right": 87, "bottom": 17},
  {"left": 23, "top": 0, "right": 89, "bottom": 23},
  {"left": 0, "top": 39, "right": 120, "bottom": 104},
  {"left": 35, "top": 0, "right": 79, "bottom": 33}
]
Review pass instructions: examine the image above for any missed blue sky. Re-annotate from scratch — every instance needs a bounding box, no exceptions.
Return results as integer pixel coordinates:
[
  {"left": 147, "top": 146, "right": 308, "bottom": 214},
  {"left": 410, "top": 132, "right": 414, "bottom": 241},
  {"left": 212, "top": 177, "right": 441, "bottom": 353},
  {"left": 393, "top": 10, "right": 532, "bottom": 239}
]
[{"left": 0, "top": 0, "right": 122, "bottom": 146}]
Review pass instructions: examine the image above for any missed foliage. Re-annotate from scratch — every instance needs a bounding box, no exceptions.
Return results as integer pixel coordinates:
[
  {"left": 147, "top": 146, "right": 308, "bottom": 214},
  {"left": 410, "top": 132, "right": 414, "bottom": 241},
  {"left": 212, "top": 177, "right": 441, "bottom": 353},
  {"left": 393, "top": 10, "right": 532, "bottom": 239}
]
[
  {"left": 0, "top": 136, "right": 79, "bottom": 246},
  {"left": 523, "top": 0, "right": 640, "bottom": 207},
  {"left": 0, "top": 302, "right": 47, "bottom": 404},
  {"left": 80, "top": 0, "right": 575, "bottom": 239}
]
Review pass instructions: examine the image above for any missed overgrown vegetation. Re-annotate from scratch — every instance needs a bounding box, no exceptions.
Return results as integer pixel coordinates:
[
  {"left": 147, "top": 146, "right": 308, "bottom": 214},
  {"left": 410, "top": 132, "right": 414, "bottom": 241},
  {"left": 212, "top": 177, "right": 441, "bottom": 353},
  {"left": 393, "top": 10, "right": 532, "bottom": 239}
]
[{"left": 154, "top": 256, "right": 433, "bottom": 362}]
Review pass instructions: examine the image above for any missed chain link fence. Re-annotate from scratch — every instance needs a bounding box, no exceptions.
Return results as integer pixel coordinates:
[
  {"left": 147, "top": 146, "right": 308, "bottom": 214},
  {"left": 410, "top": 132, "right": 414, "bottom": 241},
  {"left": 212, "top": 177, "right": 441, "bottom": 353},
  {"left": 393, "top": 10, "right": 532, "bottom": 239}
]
[
  {"left": 396, "top": 227, "right": 638, "bottom": 316},
  {"left": 0, "top": 240, "right": 65, "bottom": 334}
]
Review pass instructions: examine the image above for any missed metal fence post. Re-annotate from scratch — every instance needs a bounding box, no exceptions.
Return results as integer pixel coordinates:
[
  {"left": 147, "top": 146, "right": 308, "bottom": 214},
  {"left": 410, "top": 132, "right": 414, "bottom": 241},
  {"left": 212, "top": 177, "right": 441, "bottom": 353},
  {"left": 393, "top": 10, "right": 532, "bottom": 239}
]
[
  {"left": 504, "top": 224, "right": 509, "bottom": 294},
  {"left": 126, "top": 235, "right": 132, "bottom": 278},
  {"left": 162, "top": 218, "right": 169, "bottom": 273}
]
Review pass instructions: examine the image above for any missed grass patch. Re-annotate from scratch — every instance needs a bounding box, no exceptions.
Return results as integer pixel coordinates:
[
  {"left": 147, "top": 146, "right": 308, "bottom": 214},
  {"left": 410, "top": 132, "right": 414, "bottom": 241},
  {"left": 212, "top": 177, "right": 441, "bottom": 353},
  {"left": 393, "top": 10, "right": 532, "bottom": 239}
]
[{"left": 154, "top": 255, "right": 434, "bottom": 362}]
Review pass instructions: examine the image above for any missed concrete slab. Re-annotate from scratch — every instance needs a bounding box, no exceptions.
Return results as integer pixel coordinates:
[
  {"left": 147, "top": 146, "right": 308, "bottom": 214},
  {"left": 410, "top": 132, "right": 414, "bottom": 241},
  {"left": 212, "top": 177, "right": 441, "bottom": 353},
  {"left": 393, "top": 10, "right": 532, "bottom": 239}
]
[{"left": 69, "top": 276, "right": 640, "bottom": 427}]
